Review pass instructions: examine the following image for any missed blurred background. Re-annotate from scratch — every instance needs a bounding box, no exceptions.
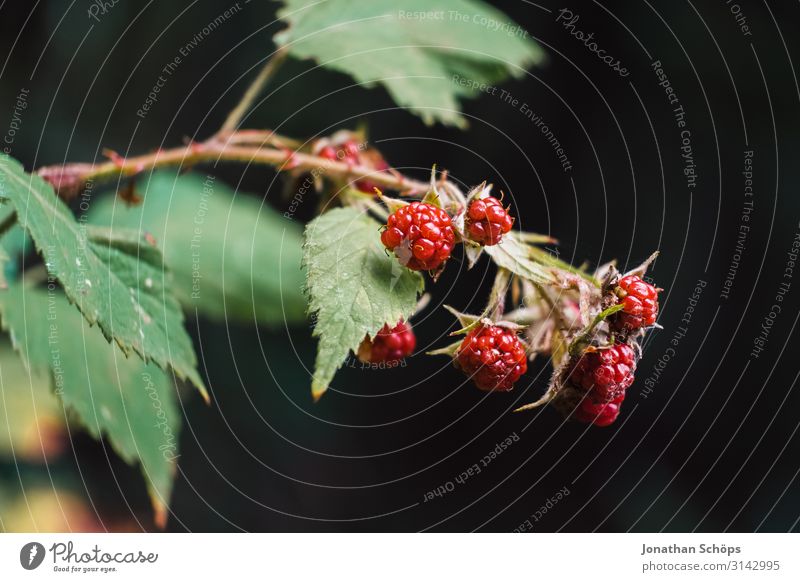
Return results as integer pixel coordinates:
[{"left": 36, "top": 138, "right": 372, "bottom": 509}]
[{"left": 0, "top": 0, "right": 799, "bottom": 532}]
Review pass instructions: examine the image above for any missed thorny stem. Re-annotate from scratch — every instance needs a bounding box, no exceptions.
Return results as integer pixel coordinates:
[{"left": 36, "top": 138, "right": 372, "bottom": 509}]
[
  {"left": 220, "top": 128, "right": 303, "bottom": 149},
  {"left": 217, "top": 47, "right": 289, "bottom": 136},
  {"left": 37, "top": 134, "right": 431, "bottom": 200}
]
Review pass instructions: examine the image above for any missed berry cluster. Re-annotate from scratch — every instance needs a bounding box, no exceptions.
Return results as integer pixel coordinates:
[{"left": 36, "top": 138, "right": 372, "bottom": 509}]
[
  {"left": 455, "top": 324, "right": 528, "bottom": 392},
  {"left": 465, "top": 196, "right": 514, "bottom": 246},
  {"left": 318, "top": 139, "right": 389, "bottom": 193},
  {"left": 358, "top": 320, "right": 416, "bottom": 365},
  {"left": 380, "top": 201, "right": 455, "bottom": 271},
  {"left": 563, "top": 343, "right": 637, "bottom": 427},
  {"left": 612, "top": 275, "right": 660, "bottom": 331}
]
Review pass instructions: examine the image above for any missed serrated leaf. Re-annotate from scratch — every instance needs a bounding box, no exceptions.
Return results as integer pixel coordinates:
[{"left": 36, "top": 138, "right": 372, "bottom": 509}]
[
  {"left": 303, "top": 207, "right": 424, "bottom": 400},
  {"left": 0, "top": 203, "right": 30, "bottom": 261},
  {"left": 484, "top": 231, "right": 554, "bottom": 285},
  {"left": 89, "top": 171, "right": 306, "bottom": 325},
  {"left": 275, "top": 0, "right": 544, "bottom": 127},
  {"left": 0, "top": 156, "right": 205, "bottom": 399},
  {"left": 0, "top": 286, "right": 180, "bottom": 525}
]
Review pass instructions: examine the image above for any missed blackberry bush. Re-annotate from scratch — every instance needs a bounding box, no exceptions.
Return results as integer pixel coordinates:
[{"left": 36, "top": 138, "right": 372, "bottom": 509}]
[{"left": 9, "top": 4, "right": 664, "bottom": 529}]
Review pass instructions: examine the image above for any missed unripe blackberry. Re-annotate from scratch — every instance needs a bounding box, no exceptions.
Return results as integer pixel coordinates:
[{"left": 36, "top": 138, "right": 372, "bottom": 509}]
[
  {"left": 455, "top": 324, "right": 527, "bottom": 392},
  {"left": 358, "top": 320, "right": 416, "bottom": 364},
  {"left": 380, "top": 201, "right": 455, "bottom": 271},
  {"left": 465, "top": 196, "right": 514, "bottom": 246},
  {"left": 612, "top": 275, "right": 659, "bottom": 330}
]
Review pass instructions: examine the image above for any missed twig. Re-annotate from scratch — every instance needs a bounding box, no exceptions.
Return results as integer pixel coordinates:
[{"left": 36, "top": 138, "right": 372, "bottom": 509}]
[
  {"left": 218, "top": 48, "right": 288, "bottom": 136},
  {"left": 221, "top": 129, "right": 302, "bottom": 149},
  {"left": 36, "top": 134, "right": 430, "bottom": 200}
]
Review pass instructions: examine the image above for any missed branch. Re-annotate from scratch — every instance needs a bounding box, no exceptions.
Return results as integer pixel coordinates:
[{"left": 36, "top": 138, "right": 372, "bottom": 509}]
[
  {"left": 35, "top": 132, "right": 430, "bottom": 200},
  {"left": 217, "top": 48, "right": 288, "bottom": 136}
]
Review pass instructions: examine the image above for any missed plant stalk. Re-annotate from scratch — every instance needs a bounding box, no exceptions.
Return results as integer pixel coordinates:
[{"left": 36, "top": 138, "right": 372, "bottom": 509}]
[
  {"left": 217, "top": 47, "right": 289, "bottom": 136},
  {"left": 36, "top": 135, "right": 430, "bottom": 200}
]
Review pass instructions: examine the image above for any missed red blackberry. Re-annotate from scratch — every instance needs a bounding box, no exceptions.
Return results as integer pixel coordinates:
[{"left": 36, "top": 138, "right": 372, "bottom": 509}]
[
  {"left": 455, "top": 324, "right": 528, "bottom": 392},
  {"left": 612, "top": 275, "right": 659, "bottom": 330},
  {"left": 358, "top": 320, "right": 416, "bottom": 364},
  {"left": 380, "top": 201, "right": 455, "bottom": 271},
  {"left": 567, "top": 343, "right": 636, "bottom": 402},
  {"left": 465, "top": 196, "right": 514, "bottom": 246}
]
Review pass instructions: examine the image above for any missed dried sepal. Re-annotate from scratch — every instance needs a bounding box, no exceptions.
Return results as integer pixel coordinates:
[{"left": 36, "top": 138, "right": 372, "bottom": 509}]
[
  {"left": 623, "top": 251, "right": 659, "bottom": 279},
  {"left": 554, "top": 270, "right": 604, "bottom": 331},
  {"left": 427, "top": 339, "right": 462, "bottom": 357},
  {"left": 442, "top": 305, "right": 483, "bottom": 333},
  {"left": 421, "top": 165, "right": 444, "bottom": 208},
  {"left": 374, "top": 188, "right": 408, "bottom": 213},
  {"left": 567, "top": 303, "right": 625, "bottom": 356},
  {"left": 594, "top": 259, "right": 617, "bottom": 282},
  {"left": 463, "top": 239, "right": 484, "bottom": 269},
  {"left": 465, "top": 181, "right": 492, "bottom": 204}
]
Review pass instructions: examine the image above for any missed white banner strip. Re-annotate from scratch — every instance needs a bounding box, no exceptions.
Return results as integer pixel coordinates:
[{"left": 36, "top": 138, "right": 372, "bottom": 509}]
[{"left": 0, "top": 533, "right": 797, "bottom": 580}]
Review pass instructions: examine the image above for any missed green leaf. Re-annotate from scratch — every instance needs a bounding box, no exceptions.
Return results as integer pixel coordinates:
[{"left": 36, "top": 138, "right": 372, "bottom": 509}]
[
  {"left": 0, "top": 202, "right": 30, "bottom": 261},
  {"left": 89, "top": 172, "right": 307, "bottom": 325},
  {"left": 0, "top": 286, "right": 180, "bottom": 525},
  {"left": 275, "top": 0, "right": 544, "bottom": 127},
  {"left": 0, "top": 156, "right": 205, "bottom": 399},
  {"left": 303, "top": 207, "right": 424, "bottom": 400},
  {"left": 484, "top": 231, "right": 554, "bottom": 285}
]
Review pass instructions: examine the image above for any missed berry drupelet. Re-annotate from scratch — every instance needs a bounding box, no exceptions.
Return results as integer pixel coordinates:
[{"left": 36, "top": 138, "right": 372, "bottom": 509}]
[
  {"left": 455, "top": 324, "right": 528, "bottom": 392},
  {"left": 465, "top": 196, "right": 514, "bottom": 246},
  {"left": 380, "top": 201, "right": 455, "bottom": 271}
]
